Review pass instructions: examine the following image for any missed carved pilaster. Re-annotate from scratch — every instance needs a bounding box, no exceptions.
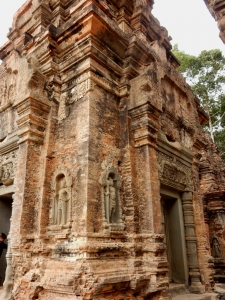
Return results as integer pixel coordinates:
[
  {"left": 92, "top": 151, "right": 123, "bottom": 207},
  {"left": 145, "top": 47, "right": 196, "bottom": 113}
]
[
  {"left": 182, "top": 191, "right": 205, "bottom": 293},
  {"left": 129, "top": 101, "right": 162, "bottom": 234},
  {"left": 11, "top": 98, "right": 51, "bottom": 237}
]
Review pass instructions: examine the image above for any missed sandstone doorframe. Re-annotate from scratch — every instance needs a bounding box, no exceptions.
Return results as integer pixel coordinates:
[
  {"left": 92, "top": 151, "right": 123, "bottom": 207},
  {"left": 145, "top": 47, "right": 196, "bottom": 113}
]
[
  {"left": 161, "top": 187, "right": 188, "bottom": 286},
  {"left": 157, "top": 131, "right": 205, "bottom": 293},
  {"left": 0, "top": 194, "right": 14, "bottom": 300},
  {"left": 0, "top": 195, "right": 13, "bottom": 286}
]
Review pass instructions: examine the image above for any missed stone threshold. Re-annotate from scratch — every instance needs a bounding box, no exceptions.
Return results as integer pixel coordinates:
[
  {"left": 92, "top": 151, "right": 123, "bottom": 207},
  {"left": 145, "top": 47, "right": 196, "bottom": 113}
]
[{"left": 171, "top": 283, "right": 225, "bottom": 300}]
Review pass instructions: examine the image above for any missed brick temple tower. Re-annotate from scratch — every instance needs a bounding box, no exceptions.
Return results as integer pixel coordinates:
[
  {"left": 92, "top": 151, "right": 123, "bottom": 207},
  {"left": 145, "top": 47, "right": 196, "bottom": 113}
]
[{"left": 0, "top": 0, "right": 224, "bottom": 299}]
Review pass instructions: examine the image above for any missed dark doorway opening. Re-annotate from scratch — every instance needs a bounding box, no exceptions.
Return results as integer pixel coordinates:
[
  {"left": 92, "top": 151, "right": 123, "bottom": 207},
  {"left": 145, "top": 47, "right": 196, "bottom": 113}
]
[
  {"left": 161, "top": 189, "right": 188, "bottom": 285},
  {"left": 0, "top": 194, "right": 13, "bottom": 286}
]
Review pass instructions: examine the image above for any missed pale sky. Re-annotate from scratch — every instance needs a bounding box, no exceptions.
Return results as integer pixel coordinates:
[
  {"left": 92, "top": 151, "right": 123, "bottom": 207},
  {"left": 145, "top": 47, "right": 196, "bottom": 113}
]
[
  {"left": 0, "top": 0, "right": 26, "bottom": 46},
  {"left": 0, "top": 0, "right": 224, "bottom": 56},
  {"left": 153, "top": 0, "right": 225, "bottom": 56}
]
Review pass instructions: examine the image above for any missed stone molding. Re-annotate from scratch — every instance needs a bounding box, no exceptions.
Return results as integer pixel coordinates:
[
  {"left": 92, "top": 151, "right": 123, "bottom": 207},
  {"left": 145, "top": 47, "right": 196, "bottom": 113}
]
[
  {"left": 129, "top": 101, "right": 161, "bottom": 148},
  {"left": 64, "top": 70, "right": 129, "bottom": 98},
  {"left": 15, "top": 97, "right": 51, "bottom": 145}
]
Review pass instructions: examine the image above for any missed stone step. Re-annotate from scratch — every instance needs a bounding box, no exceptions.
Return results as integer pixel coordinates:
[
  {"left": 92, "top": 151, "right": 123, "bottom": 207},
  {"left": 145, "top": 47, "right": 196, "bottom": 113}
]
[
  {"left": 172, "top": 283, "right": 225, "bottom": 300},
  {"left": 172, "top": 293, "right": 217, "bottom": 300},
  {"left": 169, "top": 283, "right": 188, "bottom": 298}
]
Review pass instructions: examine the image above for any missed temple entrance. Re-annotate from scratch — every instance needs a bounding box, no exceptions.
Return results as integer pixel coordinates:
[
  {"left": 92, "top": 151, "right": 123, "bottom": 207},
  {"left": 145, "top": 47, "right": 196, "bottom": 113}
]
[
  {"left": 161, "top": 187, "right": 188, "bottom": 285},
  {"left": 0, "top": 194, "right": 13, "bottom": 286}
]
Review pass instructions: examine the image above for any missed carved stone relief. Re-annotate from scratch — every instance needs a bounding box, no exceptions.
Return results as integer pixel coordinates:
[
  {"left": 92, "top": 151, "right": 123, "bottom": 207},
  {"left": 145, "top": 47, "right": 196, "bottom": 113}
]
[
  {"left": 118, "top": 21, "right": 132, "bottom": 34},
  {"left": 49, "top": 167, "right": 72, "bottom": 233},
  {"left": 157, "top": 151, "right": 192, "bottom": 191},
  {"left": 57, "top": 70, "right": 129, "bottom": 122},
  {"left": 192, "top": 171, "right": 200, "bottom": 192},
  {"left": 210, "top": 234, "right": 222, "bottom": 259},
  {"left": 0, "top": 151, "right": 18, "bottom": 186},
  {"left": 100, "top": 158, "right": 125, "bottom": 233},
  {"left": 0, "top": 68, "right": 17, "bottom": 107},
  {"left": 180, "top": 128, "right": 194, "bottom": 149},
  {"left": 0, "top": 111, "right": 8, "bottom": 142},
  {"left": 130, "top": 64, "right": 162, "bottom": 110},
  {"left": 44, "top": 78, "right": 61, "bottom": 104},
  {"left": 44, "top": 81, "right": 55, "bottom": 102},
  {"left": 58, "top": 93, "right": 69, "bottom": 122},
  {"left": 0, "top": 67, "right": 18, "bottom": 140},
  {"left": 58, "top": 72, "right": 90, "bottom": 122}
]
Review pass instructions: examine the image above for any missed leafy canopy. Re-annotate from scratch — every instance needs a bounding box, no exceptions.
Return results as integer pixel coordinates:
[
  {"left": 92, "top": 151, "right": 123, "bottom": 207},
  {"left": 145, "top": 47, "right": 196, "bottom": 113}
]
[{"left": 172, "top": 44, "right": 225, "bottom": 160}]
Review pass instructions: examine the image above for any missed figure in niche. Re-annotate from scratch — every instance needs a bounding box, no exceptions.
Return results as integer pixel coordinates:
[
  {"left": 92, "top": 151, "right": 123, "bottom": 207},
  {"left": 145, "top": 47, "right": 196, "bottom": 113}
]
[
  {"left": 44, "top": 81, "right": 55, "bottom": 101},
  {"left": 0, "top": 87, "right": 3, "bottom": 106},
  {"left": 105, "top": 175, "right": 116, "bottom": 223},
  {"left": 2, "top": 166, "right": 10, "bottom": 181},
  {"left": 55, "top": 175, "right": 70, "bottom": 225},
  {"left": 211, "top": 234, "right": 222, "bottom": 258},
  {"left": 8, "top": 85, "right": 15, "bottom": 102},
  {"left": 1, "top": 163, "right": 13, "bottom": 186},
  {"left": 49, "top": 168, "right": 72, "bottom": 232},
  {"left": 58, "top": 93, "right": 69, "bottom": 122},
  {"left": 100, "top": 162, "right": 124, "bottom": 232}
]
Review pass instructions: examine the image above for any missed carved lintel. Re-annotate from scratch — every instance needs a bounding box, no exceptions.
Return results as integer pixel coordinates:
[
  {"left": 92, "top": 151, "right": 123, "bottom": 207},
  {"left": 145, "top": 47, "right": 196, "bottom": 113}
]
[{"left": 157, "top": 150, "right": 192, "bottom": 191}]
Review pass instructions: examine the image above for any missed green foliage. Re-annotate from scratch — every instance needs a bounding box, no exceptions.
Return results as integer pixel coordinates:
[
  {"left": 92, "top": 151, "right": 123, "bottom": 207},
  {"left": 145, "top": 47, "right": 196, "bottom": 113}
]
[
  {"left": 172, "top": 44, "right": 195, "bottom": 73},
  {"left": 214, "top": 130, "right": 225, "bottom": 161},
  {"left": 172, "top": 45, "right": 225, "bottom": 159}
]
